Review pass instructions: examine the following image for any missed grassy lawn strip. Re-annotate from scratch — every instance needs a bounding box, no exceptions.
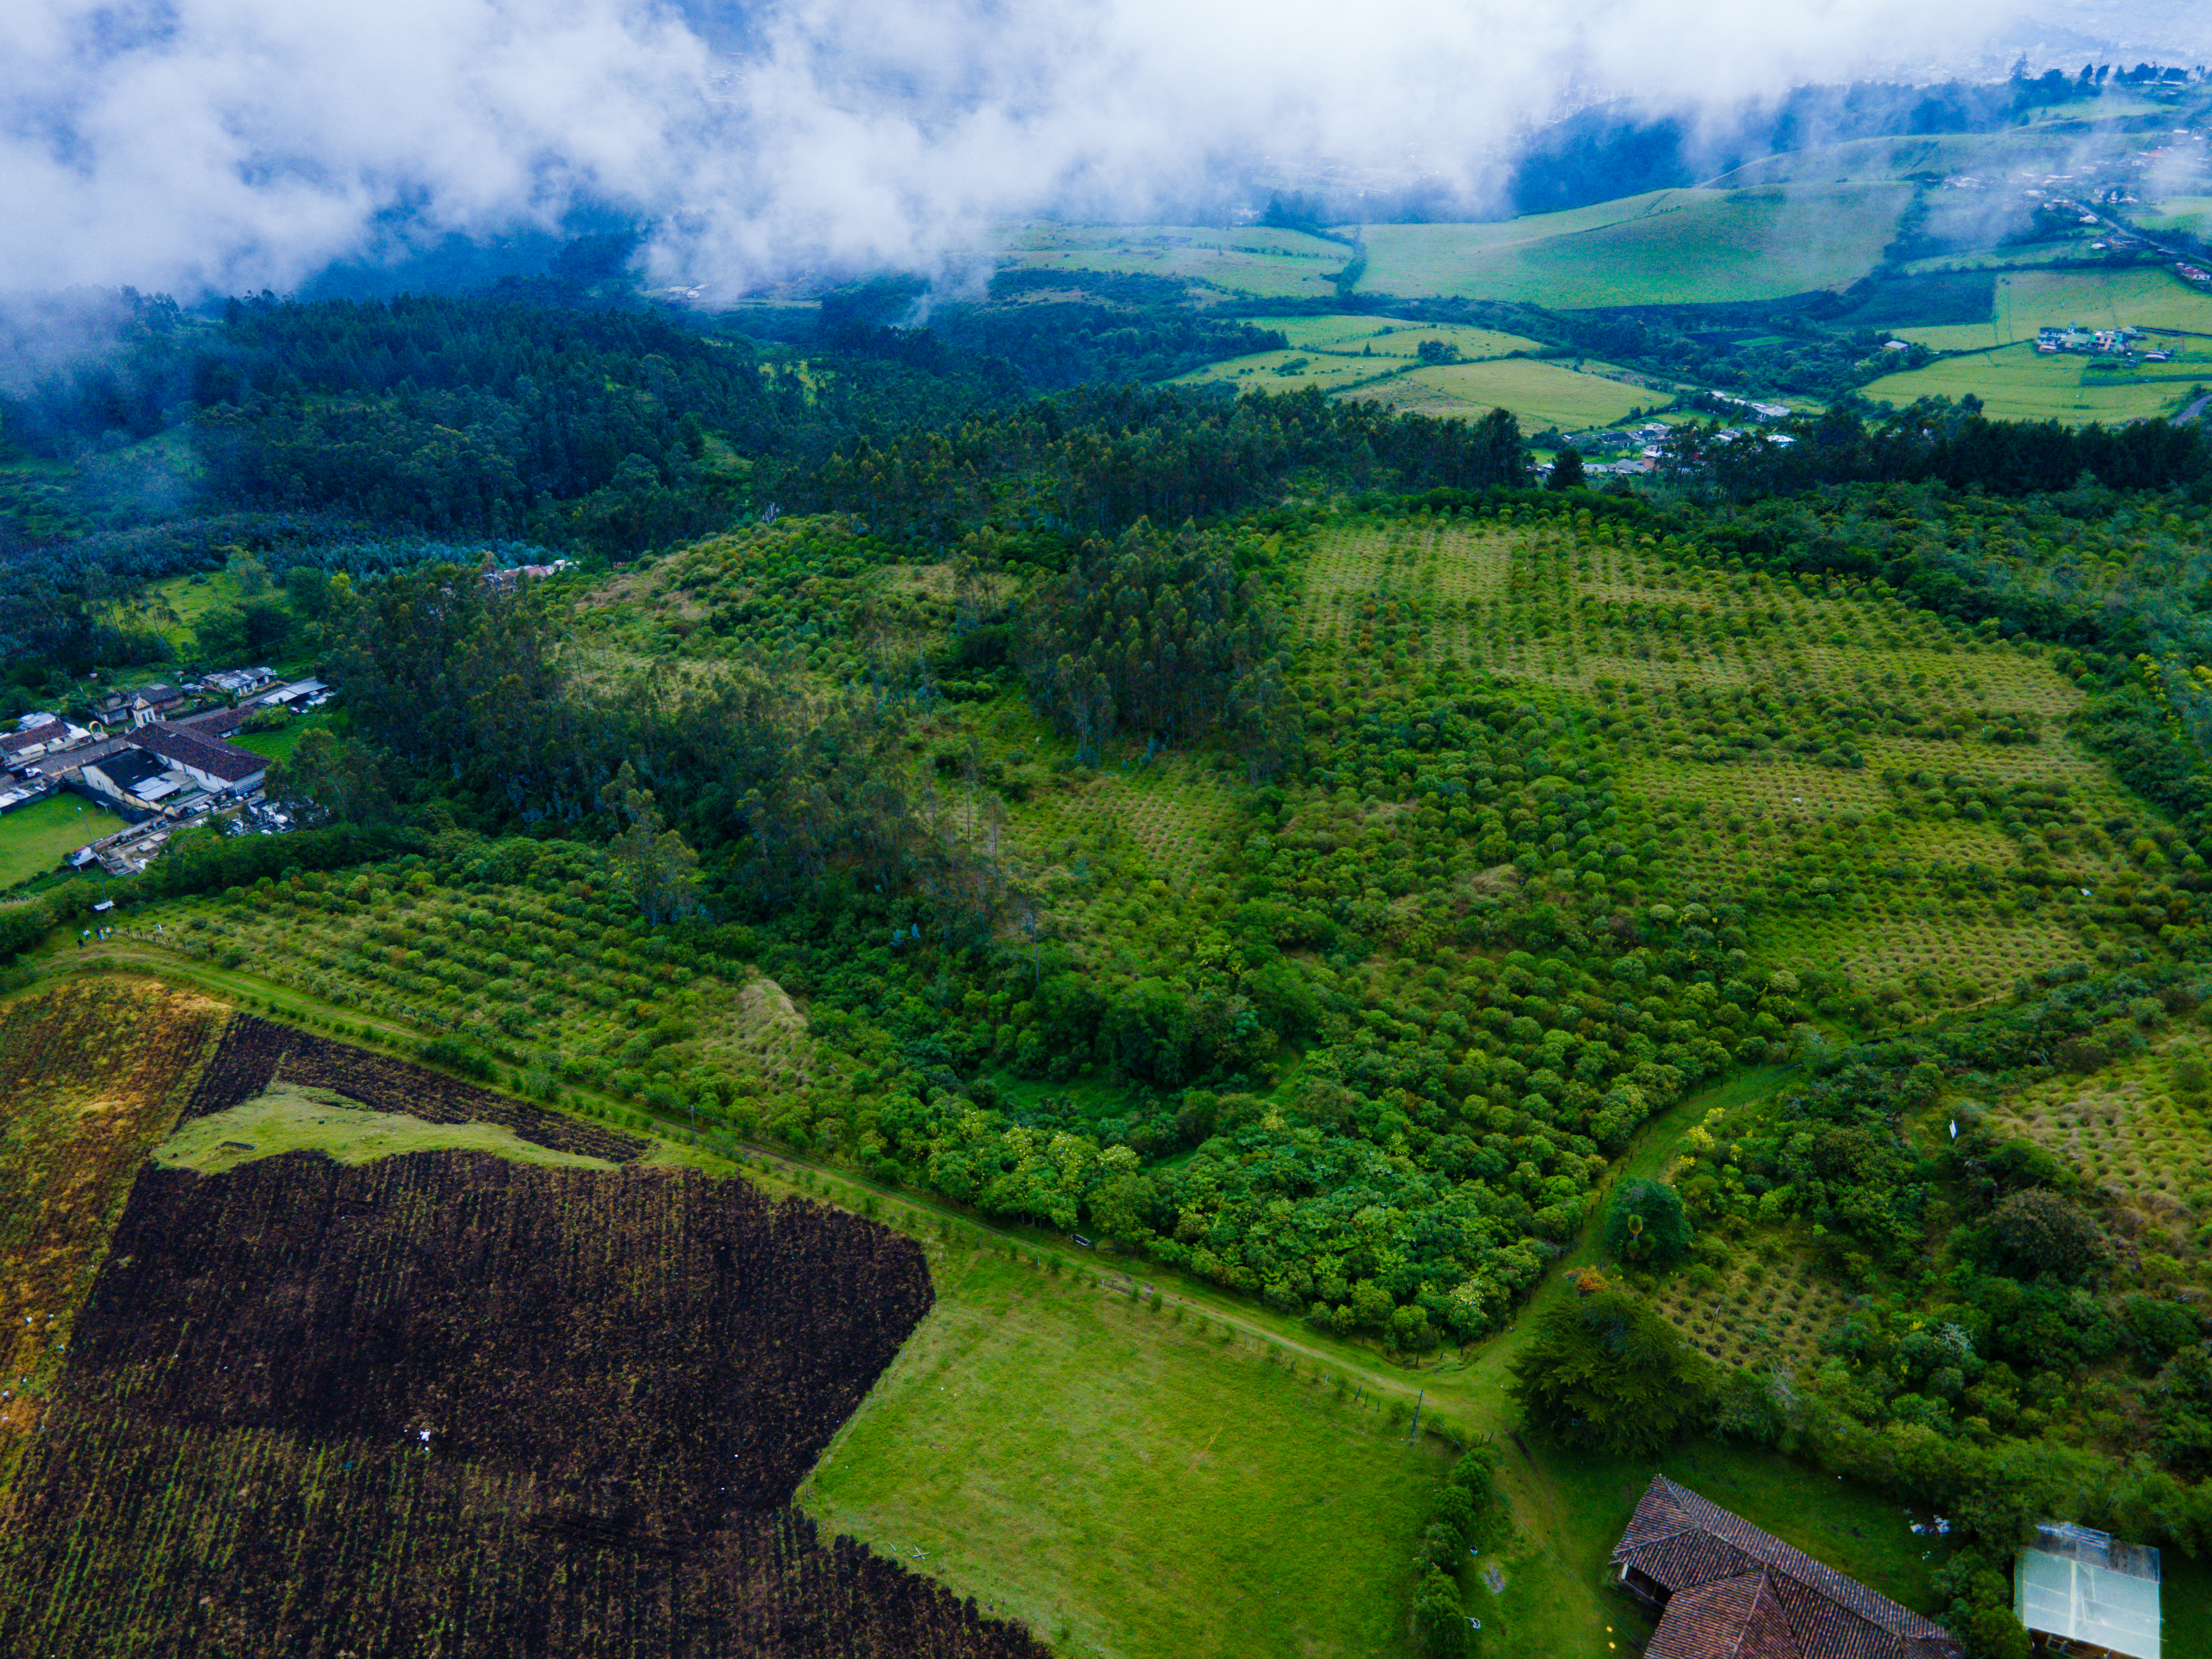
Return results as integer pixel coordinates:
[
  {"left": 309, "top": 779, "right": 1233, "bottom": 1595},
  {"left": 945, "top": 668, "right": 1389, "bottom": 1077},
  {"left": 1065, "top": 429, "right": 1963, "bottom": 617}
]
[
  {"left": 153, "top": 1081, "right": 621, "bottom": 1174},
  {"left": 229, "top": 709, "right": 335, "bottom": 764},
  {"left": 804, "top": 1245, "right": 1452, "bottom": 1659},
  {"left": 0, "top": 795, "right": 129, "bottom": 890}
]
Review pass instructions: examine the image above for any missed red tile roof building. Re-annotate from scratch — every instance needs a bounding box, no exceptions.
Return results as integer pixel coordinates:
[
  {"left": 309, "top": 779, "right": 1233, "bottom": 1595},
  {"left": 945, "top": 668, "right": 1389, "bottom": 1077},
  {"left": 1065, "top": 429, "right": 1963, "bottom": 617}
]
[
  {"left": 1613, "top": 1475, "right": 1960, "bottom": 1659},
  {"left": 132, "top": 721, "right": 267, "bottom": 790}
]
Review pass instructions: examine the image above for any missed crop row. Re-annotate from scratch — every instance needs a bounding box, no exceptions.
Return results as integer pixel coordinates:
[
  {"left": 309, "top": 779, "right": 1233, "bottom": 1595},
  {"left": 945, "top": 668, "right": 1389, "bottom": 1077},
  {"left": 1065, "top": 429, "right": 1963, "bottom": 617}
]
[
  {"left": 0, "top": 1141, "right": 1021, "bottom": 1655},
  {"left": 68, "top": 1154, "right": 930, "bottom": 1519},
  {"left": 118, "top": 854, "right": 816, "bottom": 1117},
  {"left": 0, "top": 1411, "right": 1046, "bottom": 1657},
  {"left": 180, "top": 1012, "right": 647, "bottom": 1162},
  {"left": 0, "top": 983, "right": 220, "bottom": 1446}
]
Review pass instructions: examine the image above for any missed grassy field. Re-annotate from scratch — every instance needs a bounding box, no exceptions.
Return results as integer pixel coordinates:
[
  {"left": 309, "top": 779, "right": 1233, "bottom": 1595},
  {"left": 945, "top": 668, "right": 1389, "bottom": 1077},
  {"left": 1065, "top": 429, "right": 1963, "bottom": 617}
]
[
  {"left": 229, "top": 708, "right": 335, "bottom": 763},
  {"left": 1885, "top": 321, "right": 2016, "bottom": 351},
  {"left": 2006, "top": 264, "right": 2212, "bottom": 334},
  {"left": 1890, "top": 264, "right": 2212, "bottom": 352},
  {"left": 103, "top": 565, "right": 268, "bottom": 655},
  {"left": 805, "top": 1246, "right": 1453, "bottom": 1659},
  {"left": 1701, "top": 131, "right": 2084, "bottom": 189},
  {"left": 153, "top": 1081, "right": 623, "bottom": 1175},
  {"left": 1865, "top": 338, "right": 2208, "bottom": 422},
  {"left": 1003, "top": 186, "right": 1906, "bottom": 306},
  {"left": 1269, "top": 316, "right": 1542, "bottom": 357},
  {"left": 0, "top": 794, "right": 127, "bottom": 890},
  {"left": 1175, "top": 335, "right": 1661, "bottom": 430},
  {"left": 1175, "top": 347, "right": 1412, "bottom": 397},
  {"left": 1357, "top": 185, "right": 1912, "bottom": 306},
  {"left": 1002, "top": 223, "right": 1356, "bottom": 299},
  {"left": 2138, "top": 194, "right": 2212, "bottom": 238},
  {"left": 1367, "top": 357, "right": 1658, "bottom": 428}
]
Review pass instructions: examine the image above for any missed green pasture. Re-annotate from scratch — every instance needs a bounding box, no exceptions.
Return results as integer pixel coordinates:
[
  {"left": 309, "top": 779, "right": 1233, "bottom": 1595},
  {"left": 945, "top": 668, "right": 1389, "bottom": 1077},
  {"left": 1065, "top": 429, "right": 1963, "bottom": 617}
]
[
  {"left": 230, "top": 709, "right": 333, "bottom": 764},
  {"left": 2006, "top": 265, "right": 2212, "bottom": 335},
  {"left": 1886, "top": 321, "right": 2013, "bottom": 350},
  {"left": 1178, "top": 340, "right": 1662, "bottom": 430},
  {"left": 153, "top": 1082, "right": 620, "bottom": 1173},
  {"left": 1866, "top": 338, "right": 2204, "bottom": 423},
  {"left": 105, "top": 566, "right": 264, "bottom": 654},
  {"left": 1896, "top": 245, "right": 2085, "bottom": 276},
  {"left": 1175, "top": 348, "right": 1402, "bottom": 397},
  {"left": 1173, "top": 321, "right": 1564, "bottom": 408},
  {"left": 1267, "top": 316, "right": 1542, "bottom": 357},
  {"left": 2138, "top": 194, "right": 2212, "bottom": 238},
  {"left": 1357, "top": 185, "right": 1911, "bottom": 306},
  {"left": 1371, "top": 357, "right": 1656, "bottom": 429},
  {"left": 804, "top": 1246, "right": 1452, "bottom": 1659},
  {"left": 0, "top": 795, "right": 125, "bottom": 890},
  {"left": 1003, "top": 223, "right": 1355, "bottom": 299},
  {"left": 1702, "top": 131, "right": 2080, "bottom": 189}
]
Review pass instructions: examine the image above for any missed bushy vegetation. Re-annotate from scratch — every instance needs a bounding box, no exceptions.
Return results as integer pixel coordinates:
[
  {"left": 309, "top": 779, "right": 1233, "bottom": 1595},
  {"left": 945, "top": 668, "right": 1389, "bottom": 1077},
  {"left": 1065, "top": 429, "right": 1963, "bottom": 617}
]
[{"left": 1508, "top": 1286, "right": 1712, "bottom": 1456}]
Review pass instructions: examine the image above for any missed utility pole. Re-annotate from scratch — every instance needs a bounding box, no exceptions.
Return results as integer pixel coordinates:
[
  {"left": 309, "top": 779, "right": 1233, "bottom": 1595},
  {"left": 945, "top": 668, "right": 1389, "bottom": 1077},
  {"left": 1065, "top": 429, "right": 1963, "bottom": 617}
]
[{"left": 1407, "top": 1388, "right": 1425, "bottom": 1443}]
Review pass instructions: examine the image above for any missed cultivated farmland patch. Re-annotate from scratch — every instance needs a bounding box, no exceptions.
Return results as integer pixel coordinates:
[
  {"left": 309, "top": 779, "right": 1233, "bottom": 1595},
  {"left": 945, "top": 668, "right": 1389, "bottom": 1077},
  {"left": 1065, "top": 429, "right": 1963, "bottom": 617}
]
[
  {"left": 0, "top": 980, "right": 221, "bottom": 1461},
  {"left": 0, "top": 1147, "right": 1045, "bottom": 1657}
]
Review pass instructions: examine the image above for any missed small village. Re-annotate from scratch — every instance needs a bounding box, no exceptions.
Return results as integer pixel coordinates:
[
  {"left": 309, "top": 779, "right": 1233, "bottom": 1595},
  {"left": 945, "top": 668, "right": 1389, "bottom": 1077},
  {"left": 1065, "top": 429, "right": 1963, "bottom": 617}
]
[{"left": 0, "top": 666, "right": 325, "bottom": 876}]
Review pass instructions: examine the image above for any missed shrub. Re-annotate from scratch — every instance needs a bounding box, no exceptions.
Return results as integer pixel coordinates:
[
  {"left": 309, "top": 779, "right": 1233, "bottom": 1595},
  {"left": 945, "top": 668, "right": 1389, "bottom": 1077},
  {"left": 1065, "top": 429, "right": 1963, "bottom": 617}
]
[
  {"left": 1410, "top": 1565, "right": 1472, "bottom": 1656},
  {"left": 418, "top": 1036, "right": 495, "bottom": 1082},
  {"left": 1603, "top": 1179, "right": 1693, "bottom": 1267},
  {"left": 1508, "top": 1289, "right": 1710, "bottom": 1457},
  {"left": 1985, "top": 1189, "right": 2109, "bottom": 1282}
]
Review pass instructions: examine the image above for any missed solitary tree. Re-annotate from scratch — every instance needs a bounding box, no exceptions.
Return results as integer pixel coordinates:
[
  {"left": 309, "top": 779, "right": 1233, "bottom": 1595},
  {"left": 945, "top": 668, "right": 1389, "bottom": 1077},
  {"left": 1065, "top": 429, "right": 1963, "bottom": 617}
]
[
  {"left": 1986, "top": 1188, "right": 2107, "bottom": 1281},
  {"left": 1509, "top": 1288, "right": 1709, "bottom": 1457},
  {"left": 600, "top": 761, "right": 702, "bottom": 924},
  {"left": 1546, "top": 446, "right": 1586, "bottom": 491}
]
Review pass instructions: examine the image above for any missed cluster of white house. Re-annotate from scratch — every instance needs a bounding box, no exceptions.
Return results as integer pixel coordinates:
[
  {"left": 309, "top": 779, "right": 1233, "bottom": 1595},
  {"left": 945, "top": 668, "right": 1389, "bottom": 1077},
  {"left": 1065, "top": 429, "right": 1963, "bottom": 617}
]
[{"left": 2036, "top": 325, "right": 2176, "bottom": 363}]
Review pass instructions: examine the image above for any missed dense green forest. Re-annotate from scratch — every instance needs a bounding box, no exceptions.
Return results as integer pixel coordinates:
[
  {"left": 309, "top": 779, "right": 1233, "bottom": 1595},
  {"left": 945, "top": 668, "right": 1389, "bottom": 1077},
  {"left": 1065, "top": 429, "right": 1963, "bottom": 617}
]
[{"left": 13, "top": 280, "right": 2212, "bottom": 1657}]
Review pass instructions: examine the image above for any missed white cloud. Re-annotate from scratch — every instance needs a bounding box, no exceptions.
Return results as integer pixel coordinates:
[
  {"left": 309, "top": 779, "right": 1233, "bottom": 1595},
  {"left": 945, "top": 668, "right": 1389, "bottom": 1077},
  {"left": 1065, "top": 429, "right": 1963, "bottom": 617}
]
[{"left": 0, "top": 0, "right": 2032, "bottom": 297}]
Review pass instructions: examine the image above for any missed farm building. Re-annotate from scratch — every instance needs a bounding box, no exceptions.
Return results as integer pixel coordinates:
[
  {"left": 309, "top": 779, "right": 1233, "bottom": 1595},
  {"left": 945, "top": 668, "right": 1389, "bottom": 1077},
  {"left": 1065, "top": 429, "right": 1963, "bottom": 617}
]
[
  {"left": 2014, "top": 1521, "right": 2160, "bottom": 1659},
  {"left": 128, "top": 684, "right": 187, "bottom": 726},
  {"left": 199, "top": 665, "right": 277, "bottom": 697},
  {"left": 82, "top": 747, "right": 186, "bottom": 807},
  {"left": 131, "top": 722, "right": 268, "bottom": 795},
  {"left": 1611, "top": 1475, "right": 1960, "bottom": 1659}
]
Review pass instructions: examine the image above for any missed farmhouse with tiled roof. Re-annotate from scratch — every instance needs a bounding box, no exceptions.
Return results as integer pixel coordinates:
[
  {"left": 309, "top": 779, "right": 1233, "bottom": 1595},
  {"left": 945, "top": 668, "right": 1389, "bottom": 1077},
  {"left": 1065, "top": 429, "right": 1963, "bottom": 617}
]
[{"left": 1611, "top": 1475, "right": 1960, "bottom": 1659}]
